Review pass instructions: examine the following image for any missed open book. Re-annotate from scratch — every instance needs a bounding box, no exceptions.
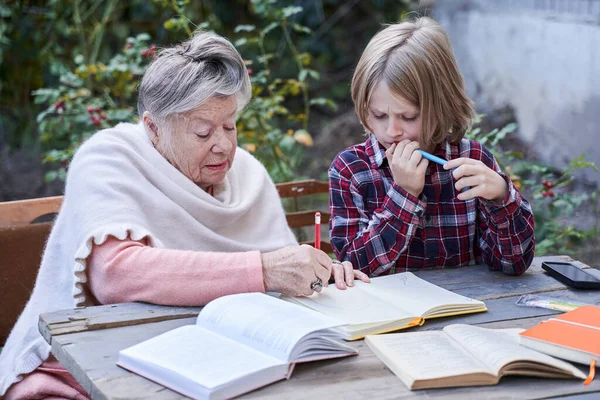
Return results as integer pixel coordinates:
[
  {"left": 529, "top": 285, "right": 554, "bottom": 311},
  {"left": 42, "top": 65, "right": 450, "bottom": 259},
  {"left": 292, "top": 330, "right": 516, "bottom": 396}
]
[
  {"left": 520, "top": 305, "right": 600, "bottom": 365},
  {"left": 365, "top": 324, "right": 587, "bottom": 390},
  {"left": 117, "top": 293, "right": 357, "bottom": 400},
  {"left": 283, "top": 272, "right": 487, "bottom": 339}
]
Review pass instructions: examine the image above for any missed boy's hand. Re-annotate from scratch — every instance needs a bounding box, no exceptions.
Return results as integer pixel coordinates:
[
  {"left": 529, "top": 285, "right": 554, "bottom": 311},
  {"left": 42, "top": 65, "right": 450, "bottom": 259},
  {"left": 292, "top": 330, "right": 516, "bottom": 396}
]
[
  {"left": 385, "top": 139, "right": 429, "bottom": 198},
  {"left": 444, "top": 158, "right": 508, "bottom": 201}
]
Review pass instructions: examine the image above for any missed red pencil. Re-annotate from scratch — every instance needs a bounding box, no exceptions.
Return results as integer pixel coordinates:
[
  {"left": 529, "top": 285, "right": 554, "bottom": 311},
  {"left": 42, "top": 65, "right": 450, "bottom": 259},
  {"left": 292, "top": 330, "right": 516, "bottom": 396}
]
[{"left": 314, "top": 212, "right": 321, "bottom": 250}]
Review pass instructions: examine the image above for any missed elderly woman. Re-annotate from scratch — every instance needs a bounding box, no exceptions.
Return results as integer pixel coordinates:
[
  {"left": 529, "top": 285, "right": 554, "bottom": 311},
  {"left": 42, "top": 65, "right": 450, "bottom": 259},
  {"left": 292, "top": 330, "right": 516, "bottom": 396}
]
[{"left": 0, "top": 32, "right": 368, "bottom": 399}]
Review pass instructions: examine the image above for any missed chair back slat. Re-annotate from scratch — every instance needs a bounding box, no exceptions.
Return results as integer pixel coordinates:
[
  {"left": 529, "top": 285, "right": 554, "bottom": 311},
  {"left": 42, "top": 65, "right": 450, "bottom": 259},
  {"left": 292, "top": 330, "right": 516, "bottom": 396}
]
[
  {"left": 0, "top": 196, "right": 62, "bottom": 228},
  {"left": 276, "top": 179, "right": 329, "bottom": 198},
  {"left": 285, "top": 211, "right": 331, "bottom": 229}
]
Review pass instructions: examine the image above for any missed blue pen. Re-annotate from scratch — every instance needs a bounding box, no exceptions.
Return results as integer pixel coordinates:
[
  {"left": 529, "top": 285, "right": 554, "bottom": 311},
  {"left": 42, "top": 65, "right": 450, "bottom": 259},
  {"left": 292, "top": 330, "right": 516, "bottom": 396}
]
[
  {"left": 418, "top": 149, "right": 448, "bottom": 166},
  {"left": 416, "top": 149, "right": 469, "bottom": 193}
]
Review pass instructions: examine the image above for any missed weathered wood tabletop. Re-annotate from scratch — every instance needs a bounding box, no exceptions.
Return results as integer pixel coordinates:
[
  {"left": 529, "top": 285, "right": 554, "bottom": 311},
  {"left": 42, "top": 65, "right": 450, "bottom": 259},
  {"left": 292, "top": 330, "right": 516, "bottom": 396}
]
[{"left": 39, "top": 255, "right": 600, "bottom": 400}]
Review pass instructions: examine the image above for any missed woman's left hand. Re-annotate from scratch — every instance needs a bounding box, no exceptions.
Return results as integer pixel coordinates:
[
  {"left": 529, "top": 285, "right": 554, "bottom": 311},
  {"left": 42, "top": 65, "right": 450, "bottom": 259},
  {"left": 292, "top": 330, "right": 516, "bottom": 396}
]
[
  {"left": 330, "top": 260, "right": 370, "bottom": 290},
  {"left": 444, "top": 158, "right": 507, "bottom": 201}
]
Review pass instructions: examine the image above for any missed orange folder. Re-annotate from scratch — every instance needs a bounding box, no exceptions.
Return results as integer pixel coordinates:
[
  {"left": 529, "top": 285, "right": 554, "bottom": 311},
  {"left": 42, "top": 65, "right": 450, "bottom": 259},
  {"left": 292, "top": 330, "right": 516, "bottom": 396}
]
[{"left": 519, "top": 306, "right": 600, "bottom": 365}]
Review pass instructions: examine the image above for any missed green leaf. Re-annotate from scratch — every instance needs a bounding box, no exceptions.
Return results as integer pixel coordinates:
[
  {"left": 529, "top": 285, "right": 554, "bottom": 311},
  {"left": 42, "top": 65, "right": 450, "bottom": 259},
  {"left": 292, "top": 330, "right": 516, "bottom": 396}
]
[
  {"left": 262, "top": 22, "right": 278, "bottom": 36},
  {"left": 499, "top": 122, "right": 517, "bottom": 134},
  {"left": 258, "top": 53, "right": 275, "bottom": 64},
  {"left": 307, "top": 69, "right": 320, "bottom": 80},
  {"left": 36, "top": 109, "right": 51, "bottom": 123},
  {"left": 291, "top": 23, "right": 311, "bottom": 34},
  {"left": 298, "top": 70, "right": 307, "bottom": 82},
  {"left": 32, "top": 88, "right": 59, "bottom": 103},
  {"left": 45, "top": 171, "right": 58, "bottom": 182},
  {"left": 281, "top": 6, "right": 303, "bottom": 19},
  {"left": 234, "top": 38, "right": 248, "bottom": 47},
  {"left": 0, "top": 5, "right": 12, "bottom": 18},
  {"left": 74, "top": 54, "right": 85, "bottom": 65},
  {"left": 107, "top": 109, "right": 134, "bottom": 121},
  {"left": 279, "top": 134, "right": 296, "bottom": 151},
  {"left": 234, "top": 25, "right": 256, "bottom": 32},
  {"left": 309, "top": 97, "right": 338, "bottom": 112}
]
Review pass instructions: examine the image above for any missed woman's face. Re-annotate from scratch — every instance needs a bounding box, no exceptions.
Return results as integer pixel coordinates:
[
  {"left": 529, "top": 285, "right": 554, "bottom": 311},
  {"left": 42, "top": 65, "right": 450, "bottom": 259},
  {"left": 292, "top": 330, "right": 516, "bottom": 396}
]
[
  {"left": 152, "top": 95, "right": 238, "bottom": 190},
  {"left": 367, "top": 82, "right": 422, "bottom": 149}
]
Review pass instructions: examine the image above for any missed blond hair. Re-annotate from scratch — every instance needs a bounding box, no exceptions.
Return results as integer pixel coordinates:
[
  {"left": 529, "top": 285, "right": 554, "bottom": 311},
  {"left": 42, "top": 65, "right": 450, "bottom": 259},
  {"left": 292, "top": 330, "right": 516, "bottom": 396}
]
[{"left": 351, "top": 17, "right": 474, "bottom": 151}]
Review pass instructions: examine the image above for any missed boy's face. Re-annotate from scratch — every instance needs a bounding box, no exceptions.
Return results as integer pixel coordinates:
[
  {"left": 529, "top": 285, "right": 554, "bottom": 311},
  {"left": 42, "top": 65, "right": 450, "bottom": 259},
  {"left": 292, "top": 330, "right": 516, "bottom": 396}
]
[{"left": 367, "top": 82, "right": 422, "bottom": 149}]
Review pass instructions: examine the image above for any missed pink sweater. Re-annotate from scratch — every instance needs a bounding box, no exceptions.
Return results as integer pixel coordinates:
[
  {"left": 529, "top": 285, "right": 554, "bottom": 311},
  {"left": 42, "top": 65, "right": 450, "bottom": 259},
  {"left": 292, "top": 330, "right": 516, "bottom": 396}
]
[
  {"left": 88, "top": 236, "right": 265, "bottom": 305},
  {"left": 7, "top": 236, "right": 265, "bottom": 398}
]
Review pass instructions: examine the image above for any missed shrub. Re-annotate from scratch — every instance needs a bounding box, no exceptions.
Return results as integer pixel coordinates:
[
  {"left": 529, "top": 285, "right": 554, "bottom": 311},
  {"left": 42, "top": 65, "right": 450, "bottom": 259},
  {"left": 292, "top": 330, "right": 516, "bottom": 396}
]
[
  {"left": 33, "top": 0, "right": 335, "bottom": 183},
  {"left": 466, "top": 116, "right": 599, "bottom": 256}
]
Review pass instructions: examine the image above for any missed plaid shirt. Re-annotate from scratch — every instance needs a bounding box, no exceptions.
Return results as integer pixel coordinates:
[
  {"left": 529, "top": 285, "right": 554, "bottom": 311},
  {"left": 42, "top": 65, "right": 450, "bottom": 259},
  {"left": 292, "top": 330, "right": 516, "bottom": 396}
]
[{"left": 329, "top": 134, "right": 535, "bottom": 276}]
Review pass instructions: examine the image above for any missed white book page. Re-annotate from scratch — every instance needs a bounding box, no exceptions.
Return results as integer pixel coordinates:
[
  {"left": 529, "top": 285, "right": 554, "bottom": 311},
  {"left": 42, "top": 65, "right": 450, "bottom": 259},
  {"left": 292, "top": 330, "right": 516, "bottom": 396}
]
[
  {"left": 366, "top": 331, "right": 490, "bottom": 380},
  {"left": 284, "top": 280, "right": 412, "bottom": 325},
  {"left": 196, "top": 293, "right": 345, "bottom": 362},
  {"left": 119, "top": 325, "right": 284, "bottom": 390},
  {"left": 443, "top": 324, "right": 584, "bottom": 377},
  {"left": 358, "top": 272, "right": 484, "bottom": 317}
]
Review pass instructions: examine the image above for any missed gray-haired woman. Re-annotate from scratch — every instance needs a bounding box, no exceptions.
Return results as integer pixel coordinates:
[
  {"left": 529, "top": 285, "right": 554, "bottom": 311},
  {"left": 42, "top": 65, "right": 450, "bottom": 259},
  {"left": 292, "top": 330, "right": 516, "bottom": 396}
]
[{"left": 0, "top": 31, "right": 369, "bottom": 399}]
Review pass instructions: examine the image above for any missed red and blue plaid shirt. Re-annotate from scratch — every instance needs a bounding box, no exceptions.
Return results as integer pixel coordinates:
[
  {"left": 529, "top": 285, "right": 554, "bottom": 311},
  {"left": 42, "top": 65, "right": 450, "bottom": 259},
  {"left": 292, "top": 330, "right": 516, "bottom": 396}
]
[{"left": 329, "top": 134, "right": 535, "bottom": 276}]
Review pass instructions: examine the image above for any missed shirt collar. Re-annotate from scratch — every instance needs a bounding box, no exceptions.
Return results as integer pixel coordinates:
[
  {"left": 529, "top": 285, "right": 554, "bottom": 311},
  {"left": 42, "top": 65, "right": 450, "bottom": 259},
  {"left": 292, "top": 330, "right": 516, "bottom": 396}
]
[{"left": 366, "top": 134, "right": 387, "bottom": 168}]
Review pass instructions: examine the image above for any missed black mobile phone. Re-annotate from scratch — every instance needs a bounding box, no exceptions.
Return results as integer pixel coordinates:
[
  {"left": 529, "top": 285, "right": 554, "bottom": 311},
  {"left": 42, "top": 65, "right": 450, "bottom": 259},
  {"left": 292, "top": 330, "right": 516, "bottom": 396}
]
[{"left": 541, "top": 261, "right": 600, "bottom": 289}]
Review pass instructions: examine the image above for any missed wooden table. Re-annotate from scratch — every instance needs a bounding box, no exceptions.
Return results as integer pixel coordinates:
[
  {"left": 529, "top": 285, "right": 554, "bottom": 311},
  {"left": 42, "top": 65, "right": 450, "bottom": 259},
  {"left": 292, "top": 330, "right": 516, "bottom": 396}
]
[{"left": 39, "top": 255, "right": 600, "bottom": 399}]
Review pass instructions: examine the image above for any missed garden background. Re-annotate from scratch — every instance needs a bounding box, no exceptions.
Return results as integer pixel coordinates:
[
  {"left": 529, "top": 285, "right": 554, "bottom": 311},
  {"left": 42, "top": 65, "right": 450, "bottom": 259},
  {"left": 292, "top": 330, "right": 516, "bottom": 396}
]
[{"left": 1, "top": 0, "right": 599, "bottom": 265}]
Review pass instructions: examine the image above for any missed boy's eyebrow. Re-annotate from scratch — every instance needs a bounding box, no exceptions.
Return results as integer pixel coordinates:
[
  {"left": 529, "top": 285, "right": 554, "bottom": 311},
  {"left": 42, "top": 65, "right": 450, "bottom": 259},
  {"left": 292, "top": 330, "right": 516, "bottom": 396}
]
[{"left": 370, "top": 107, "right": 419, "bottom": 117}]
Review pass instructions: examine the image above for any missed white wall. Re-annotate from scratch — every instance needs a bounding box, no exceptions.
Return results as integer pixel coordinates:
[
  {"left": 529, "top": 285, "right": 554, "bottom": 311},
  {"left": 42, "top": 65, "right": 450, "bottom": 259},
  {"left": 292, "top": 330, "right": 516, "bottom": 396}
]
[{"left": 434, "top": 0, "right": 600, "bottom": 184}]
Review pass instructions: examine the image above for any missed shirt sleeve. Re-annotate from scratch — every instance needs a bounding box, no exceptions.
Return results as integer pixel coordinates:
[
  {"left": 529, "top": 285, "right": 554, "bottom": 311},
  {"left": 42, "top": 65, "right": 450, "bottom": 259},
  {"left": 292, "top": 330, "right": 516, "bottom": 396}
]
[
  {"left": 476, "top": 148, "right": 536, "bottom": 275},
  {"left": 328, "top": 158, "right": 426, "bottom": 276},
  {"left": 87, "top": 236, "right": 265, "bottom": 306}
]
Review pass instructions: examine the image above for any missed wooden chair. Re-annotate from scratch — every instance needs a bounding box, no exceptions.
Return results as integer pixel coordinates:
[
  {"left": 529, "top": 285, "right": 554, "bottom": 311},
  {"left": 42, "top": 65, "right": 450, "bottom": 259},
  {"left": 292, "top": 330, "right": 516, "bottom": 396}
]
[
  {"left": 275, "top": 180, "right": 332, "bottom": 253},
  {"left": 0, "top": 180, "right": 331, "bottom": 346}
]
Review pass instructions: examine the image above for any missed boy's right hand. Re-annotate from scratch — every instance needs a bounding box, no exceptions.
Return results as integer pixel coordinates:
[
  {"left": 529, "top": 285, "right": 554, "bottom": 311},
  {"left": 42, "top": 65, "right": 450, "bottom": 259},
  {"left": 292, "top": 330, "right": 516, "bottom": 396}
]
[{"left": 385, "top": 139, "right": 429, "bottom": 198}]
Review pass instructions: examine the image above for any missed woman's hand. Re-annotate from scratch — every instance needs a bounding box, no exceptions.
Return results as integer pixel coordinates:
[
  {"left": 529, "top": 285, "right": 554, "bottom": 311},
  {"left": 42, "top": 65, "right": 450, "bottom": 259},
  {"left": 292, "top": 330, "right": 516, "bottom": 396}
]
[
  {"left": 331, "top": 260, "right": 370, "bottom": 290},
  {"left": 385, "top": 139, "right": 429, "bottom": 198},
  {"left": 261, "top": 245, "right": 333, "bottom": 297},
  {"left": 260, "top": 245, "right": 370, "bottom": 296},
  {"left": 444, "top": 158, "right": 508, "bottom": 201}
]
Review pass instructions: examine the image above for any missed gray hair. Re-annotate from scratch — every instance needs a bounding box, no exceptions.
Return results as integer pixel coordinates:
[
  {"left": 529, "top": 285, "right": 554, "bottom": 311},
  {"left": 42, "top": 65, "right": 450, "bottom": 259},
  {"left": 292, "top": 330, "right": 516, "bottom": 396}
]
[{"left": 137, "top": 31, "right": 251, "bottom": 122}]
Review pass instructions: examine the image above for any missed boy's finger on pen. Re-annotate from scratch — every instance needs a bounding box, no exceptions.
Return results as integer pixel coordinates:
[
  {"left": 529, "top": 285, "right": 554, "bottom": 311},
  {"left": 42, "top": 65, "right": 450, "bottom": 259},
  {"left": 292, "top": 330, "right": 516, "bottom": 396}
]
[
  {"left": 455, "top": 175, "right": 479, "bottom": 192},
  {"left": 409, "top": 146, "right": 424, "bottom": 163},
  {"left": 456, "top": 185, "right": 481, "bottom": 201},
  {"left": 443, "top": 157, "right": 472, "bottom": 170},
  {"left": 394, "top": 139, "right": 410, "bottom": 153},
  {"left": 400, "top": 141, "right": 419, "bottom": 161},
  {"left": 417, "top": 157, "right": 429, "bottom": 172}
]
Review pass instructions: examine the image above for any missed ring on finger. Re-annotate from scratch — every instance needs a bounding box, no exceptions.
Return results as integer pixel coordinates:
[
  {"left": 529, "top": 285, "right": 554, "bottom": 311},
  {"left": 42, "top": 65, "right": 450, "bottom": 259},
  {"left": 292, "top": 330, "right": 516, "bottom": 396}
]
[{"left": 310, "top": 278, "right": 323, "bottom": 291}]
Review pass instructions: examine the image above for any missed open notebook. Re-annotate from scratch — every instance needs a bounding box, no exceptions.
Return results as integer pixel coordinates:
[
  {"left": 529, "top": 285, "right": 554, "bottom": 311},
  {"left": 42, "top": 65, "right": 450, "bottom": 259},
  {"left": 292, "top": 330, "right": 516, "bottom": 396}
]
[
  {"left": 117, "top": 293, "right": 357, "bottom": 400},
  {"left": 366, "top": 324, "right": 586, "bottom": 390},
  {"left": 284, "top": 271, "right": 487, "bottom": 340}
]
